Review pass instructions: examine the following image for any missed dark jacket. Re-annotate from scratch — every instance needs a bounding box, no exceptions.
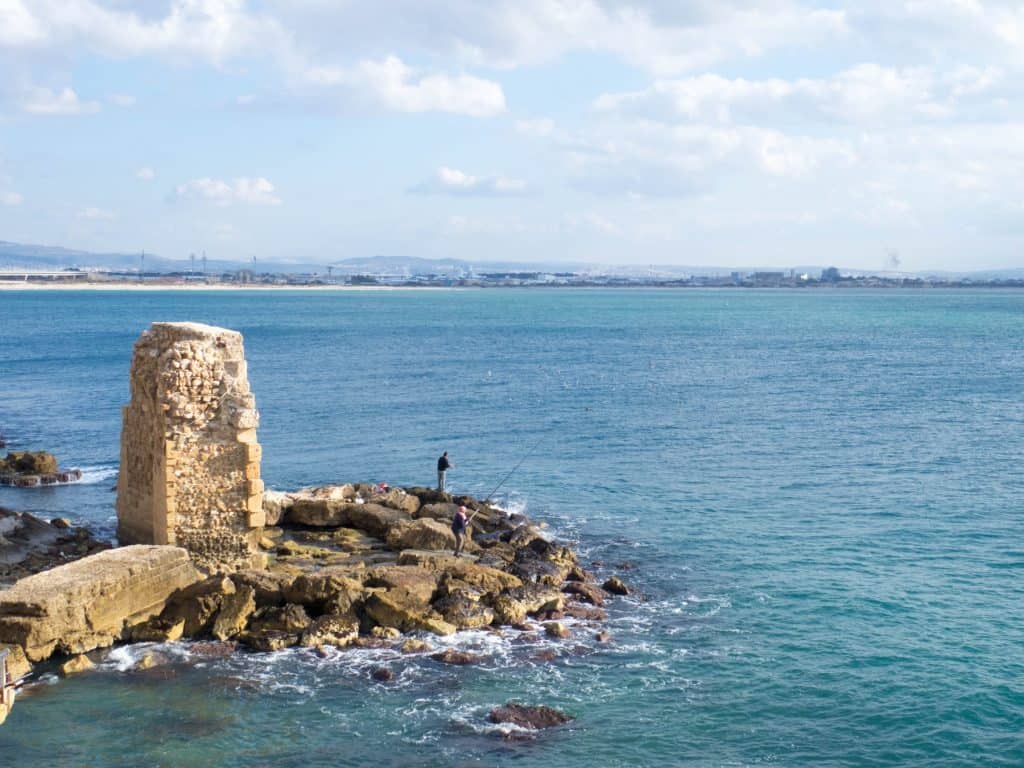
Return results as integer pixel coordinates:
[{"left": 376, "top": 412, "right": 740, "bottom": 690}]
[
  {"left": 437, "top": 455, "right": 450, "bottom": 472},
  {"left": 451, "top": 510, "right": 467, "bottom": 533}
]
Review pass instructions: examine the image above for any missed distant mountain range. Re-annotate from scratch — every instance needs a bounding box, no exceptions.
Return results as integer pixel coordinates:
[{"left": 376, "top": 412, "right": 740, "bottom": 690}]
[{"left": 2, "top": 240, "right": 1023, "bottom": 280}]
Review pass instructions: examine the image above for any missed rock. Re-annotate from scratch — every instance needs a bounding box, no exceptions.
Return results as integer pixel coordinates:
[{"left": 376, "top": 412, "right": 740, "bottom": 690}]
[
  {"left": 283, "top": 570, "right": 365, "bottom": 613},
  {"left": 189, "top": 641, "right": 236, "bottom": 658},
  {"left": 136, "top": 651, "right": 164, "bottom": 670},
  {"left": 0, "top": 545, "right": 200, "bottom": 662},
  {"left": 364, "top": 566, "right": 439, "bottom": 607},
  {"left": 371, "top": 625, "right": 401, "bottom": 640},
  {"left": 615, "top": 562, "right": 635, "bottom": 570},
  {"left": 544, "top": 622, "right": 570, "bottom": 639},
  {"left": 371, "top": 666, "right": 395, "bottom": 682},
  {"left": 238, "top": 630, "right": 299, "bottom": 652},
  {"left": 595, "top": 631, "right": 611, "bottom": 643},
  {"left": 258, "top": 537, "right": 276, "bottom": 550},
  {"left": 131, "top": 617, "right": 186, "bottom": 643},
  {"left": 562, "top": 604, "right": 607, "bottom": 622},
  {"left": 397, "top": 552, "right": 522, "bottom": 593},
  {"left": 511, "top": 552, "right": 571, "bottom": 587},
  {"left": 385, "top": 519, "right": 456, "bottom": 552},
  {"left": 0, "top": 644, "right": 32, "bottom": 680},
  {"left": 434, "top": 594, "right": 495, "bottom": 630},
  {"left": 1, "top": 451, "right": 58, "bottom": 475},
  {"left": 161, "top": 574, "right": 236, "bottom": 638},
  {"left": 562, "top": 582, "right": 606, "bottom": 607},
  {"left": 300, "top": 614, "right": 359, "bottom": 648},
  {"left": 212, "top": 585, "right": 256, "bottom": 641},
  {"left": 532, "top": 649, "right": 559, "bottom": 663},
  {"left": 602, "top": 576, "right": 629, "bottom": 595},
  {"left": 60, "top": 654, "right": 95, "bottom": 676},
  {"left": 401, "top": 638, "right": 430, "bottom": 653},
  {"left": 489, "top": 703, "right": 574, "bottom": 730},
  {"left": 363, "top": 592, "right": 456, "bottom": 636},
  {"left": 347, "top": 503, "right": 411, "bottom": 539},
  {"left": 489, "top": 584, "right": 564, "bottom": 626},
  {"left": 286, "top": 498, "right": 354, "bottom": 527},
  {"left": 414, "top": 502, "right": 461, "bottom": 524},
  {"left": 371, "top": 488, "right": 421, "bottom": 515},
  {"left": 431, "top": 649, "right": 481, "bottom": 665},
  {"left": 249, "top": 604, "right": 311, "bottom": 634},
  {"left": 50, "top": 517, "right": 72, "bottom": 530},
  {"left": 404, "top": 487, "right": 452, "bottom": 505},
  {"left": 231, "top": 569, "right": 293, "bottom": 607},
  {"left": 262, "top": 490, "right": 292, "bottom": 526}
]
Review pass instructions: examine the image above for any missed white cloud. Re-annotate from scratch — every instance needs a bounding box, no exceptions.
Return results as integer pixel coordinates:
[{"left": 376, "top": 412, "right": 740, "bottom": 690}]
[
  {"left": 1, "top": 191, "right": 23, "bottom": 206},
  {"left": 22, "top": 86, "right": 99, "bottom": 115},
  {"left": 175, "top": 176, "right": 282, "bottom": 206},
  {"left": 136, "top": 166, "right": 155, "bottom": 181},
  {"left": 306, "top": 56, "right": 506, "bottom": 117},
  {"left": 77, "top": 206, "right": 115, "bottom": 220},
  {"left": 410, "top": 166, "right": 528, "bottom": 196}
]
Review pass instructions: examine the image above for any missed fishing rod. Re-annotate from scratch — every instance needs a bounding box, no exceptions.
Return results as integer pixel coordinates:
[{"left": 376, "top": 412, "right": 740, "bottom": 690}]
[{"left": 468, "top": 433, "right": 546, "bottom": 524}]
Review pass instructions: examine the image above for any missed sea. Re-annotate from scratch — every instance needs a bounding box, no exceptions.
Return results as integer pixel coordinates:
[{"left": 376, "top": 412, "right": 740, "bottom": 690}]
[{"left": 0, "top": 287, "right": 1021, "bottom": 767}]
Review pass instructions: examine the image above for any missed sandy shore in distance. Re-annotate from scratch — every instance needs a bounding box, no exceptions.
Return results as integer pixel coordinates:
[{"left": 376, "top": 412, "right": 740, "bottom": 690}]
[{"left": 0, "top": 281, "right": 452, "bottom": 291}]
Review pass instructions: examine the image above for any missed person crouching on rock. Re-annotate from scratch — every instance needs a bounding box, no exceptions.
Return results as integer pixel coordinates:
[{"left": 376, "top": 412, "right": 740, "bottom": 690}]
[{"left": 452, "top": 505, "right": 469, "bottom": 557}]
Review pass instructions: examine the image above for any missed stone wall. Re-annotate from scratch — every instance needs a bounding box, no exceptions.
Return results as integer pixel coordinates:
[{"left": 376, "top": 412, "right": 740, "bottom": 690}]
[
  {"left": 0, "top": 546, "right": 199, "bottom": 662},
  {"left": 116, "top": 322, "right": 265, "bottom": 571}
]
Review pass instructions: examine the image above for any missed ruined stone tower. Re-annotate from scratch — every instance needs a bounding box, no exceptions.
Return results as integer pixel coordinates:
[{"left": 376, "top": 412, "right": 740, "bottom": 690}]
[{"left": 116, "top": 322, "right": 265, "bottom": 571}]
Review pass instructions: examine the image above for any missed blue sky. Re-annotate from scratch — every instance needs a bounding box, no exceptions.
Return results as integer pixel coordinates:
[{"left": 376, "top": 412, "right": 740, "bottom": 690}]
[{"left": 1, "top": 0, "right": 1023, "bottom": 270}]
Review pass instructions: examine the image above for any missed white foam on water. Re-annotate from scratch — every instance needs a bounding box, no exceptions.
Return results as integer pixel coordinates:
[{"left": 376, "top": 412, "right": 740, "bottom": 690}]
[{"left": 71, "top": 465, "right": 119, "bottom": 485}]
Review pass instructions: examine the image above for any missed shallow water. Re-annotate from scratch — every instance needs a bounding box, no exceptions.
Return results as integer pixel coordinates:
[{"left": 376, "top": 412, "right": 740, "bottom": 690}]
[{"left": 1, "top": 288, "right": 1022, "bottom": 767}]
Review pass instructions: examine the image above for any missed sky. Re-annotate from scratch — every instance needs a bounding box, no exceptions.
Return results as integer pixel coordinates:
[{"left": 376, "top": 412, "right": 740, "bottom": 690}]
[{"left": 1, "top": 0, "right": 1023, "bottom": 271}]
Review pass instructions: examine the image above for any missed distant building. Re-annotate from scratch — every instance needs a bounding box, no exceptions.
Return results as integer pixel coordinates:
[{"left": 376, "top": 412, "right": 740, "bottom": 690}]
[{"left": 821, "top": 266, "right": 841, "bottom": 282}]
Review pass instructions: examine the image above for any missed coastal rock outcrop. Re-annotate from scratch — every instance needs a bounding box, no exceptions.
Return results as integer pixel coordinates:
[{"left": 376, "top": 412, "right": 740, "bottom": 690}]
[
  {"left": 0, "top": 546, "right": 199, "bottom": 662},
  {"left": 489, "top": 703, "right": 574, "bottom": 730}
]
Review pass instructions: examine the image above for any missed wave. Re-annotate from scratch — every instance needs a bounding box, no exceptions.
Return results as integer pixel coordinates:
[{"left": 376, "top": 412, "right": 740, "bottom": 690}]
[{"left": 71, "top": 465, "right": 118, "bottom": 485}]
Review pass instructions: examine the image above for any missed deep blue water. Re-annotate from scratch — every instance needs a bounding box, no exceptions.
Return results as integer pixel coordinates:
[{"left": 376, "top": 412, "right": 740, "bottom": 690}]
[{"left": 0, "top": 288, "right": 1022, "bottom": 767}]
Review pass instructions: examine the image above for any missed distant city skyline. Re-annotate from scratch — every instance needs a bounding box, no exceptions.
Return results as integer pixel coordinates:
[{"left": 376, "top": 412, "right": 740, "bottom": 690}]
[{"left": 2, "top": 2, "right": 1023, "bottom": 271}]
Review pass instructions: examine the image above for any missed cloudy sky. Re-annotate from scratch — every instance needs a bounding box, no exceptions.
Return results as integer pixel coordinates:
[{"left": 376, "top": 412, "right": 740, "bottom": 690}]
[{"left": 1, "top": 1, "right": 1022, "bottom": 270}]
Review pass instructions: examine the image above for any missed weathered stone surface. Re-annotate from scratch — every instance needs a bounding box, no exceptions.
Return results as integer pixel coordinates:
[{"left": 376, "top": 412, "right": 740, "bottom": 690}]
[
  {"left": 371, "top": 489, "right": 421, "bottom": 515},
  {"left": 300, "top": 614, "right": 359, "bottom": 648},
  {"left": 283, "top": 571, "right": 364, "bottom": 611},
  {"left": 59, "top": 654, "right": 95, "bottom": 676},
  {"left": 212, "top": 585, "right": 256, "bottom": 641},
  {"left": 249, "top": 604, "right": 311, "bottom": 635},
  {"left": 562, "top": 582, "right": 606, "bottom": 606},
  {"left": 0, "top": 508, "right": 112, "bottom": 588},
  {"left": 238, "top": 630, "right": 298, "bottom": 652},
  {"left": 415, "top": 502, "right": 461, "bottom": 524},
  {"left": 405, "top": 487, "right": 452, "bottom": 504},
  {"left": 131, "top": 617, "right": 186, "bottom": 643},
  {"left": 602, "top": 576, "right": 629, "bottom": 595},
  {"left": 161, "top": 575, "right": 236, "bottom": 637},
  {"left": 431, "top": 649, "right": 480, "bottom": 665},
  {"left": 434, "top": 594, "right": 495, "bottom": 630},
  {"left": 286, "top": 498, "right": 355, "bottom": 527},
  {"left": 364, "top": 566, "right": 439, "bottom": 607},
  {"left": 0, "top": 546, "right": 199, "bottom": 662},
  {"left": 261, "top": 490, "right": 292, "bottom": 526},
  {"left": 371, "top": 666, "right": 395, "bottom": 681},
  {"left": 116, "top": 322, "right": 264, "bottom": 572},
  {"left": 490, "top": 585, "right": 563, "bottom": 626},
  {"left": 0, "top": 644, "right": 31, "bottom": 680},
  {"left": 489, "top": 703, "right": 574, "bottom": 729},
  {"left": 363, "top": 592, "right": 455, "bottom": 636},
  {"left": 397, "top": 552, "right": 522, "bottom": 594},
  {"left": 346, "top": 503, "right": 411, "bottom": 539},
  {"left": 230, "top": 569, "right": 292, "bottom": 607},
  {"left": 1, "top": 452, "right": 58, "bottom": 475},
  {"left": 400, "top": 638, "right": 430, "bottom": 654},
  {"left": 385, "top": 519, "right": 456, "bottom": 552},
  {"left": 544, "top": 622, "right": 570, "bottom": 639}
]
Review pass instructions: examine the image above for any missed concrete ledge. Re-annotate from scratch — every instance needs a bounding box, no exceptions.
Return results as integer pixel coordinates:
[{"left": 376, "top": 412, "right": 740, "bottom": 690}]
[{"left": 0, "top": 546, "right": 199, "bottom": 661}]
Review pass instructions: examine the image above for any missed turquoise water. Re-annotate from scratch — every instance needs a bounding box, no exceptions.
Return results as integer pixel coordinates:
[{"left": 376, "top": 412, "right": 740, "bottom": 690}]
[{"left": 0, "top": 288, "right": 1022, "bottom": 767}]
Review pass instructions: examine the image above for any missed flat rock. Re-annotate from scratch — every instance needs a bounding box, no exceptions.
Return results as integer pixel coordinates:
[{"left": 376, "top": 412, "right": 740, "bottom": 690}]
[{"left": 489, "top": 703, "right": 574, "bottom": 730}]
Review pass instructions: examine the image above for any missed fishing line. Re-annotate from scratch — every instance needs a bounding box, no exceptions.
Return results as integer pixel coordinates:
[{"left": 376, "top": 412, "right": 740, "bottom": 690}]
[{"left": 468, "top": 432, "right": 547, "bottom": 523}]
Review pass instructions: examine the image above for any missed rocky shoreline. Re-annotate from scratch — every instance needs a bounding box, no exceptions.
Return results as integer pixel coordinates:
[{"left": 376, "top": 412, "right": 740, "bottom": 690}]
[
  {"left": 0, "top": 482, "right": 629, "bottom": 730},
  {"left": 0, "top": 451, "right": 82, "bottom": 487}
]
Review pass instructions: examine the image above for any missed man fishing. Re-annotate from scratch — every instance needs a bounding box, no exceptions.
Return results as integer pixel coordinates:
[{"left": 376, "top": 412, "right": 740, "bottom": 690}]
[
  {"left": 436, "top": 451, "right": 452, "bottom": 491},
  {"left": 452, "top": 505, "right": 469, "bottom": 557}
]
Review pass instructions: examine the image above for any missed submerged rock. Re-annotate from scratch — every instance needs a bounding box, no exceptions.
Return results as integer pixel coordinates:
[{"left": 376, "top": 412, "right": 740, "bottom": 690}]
[
  {"left": 602, "top": 576, "right": 630, "bottom": 596},
  {"left": 489, "top": 703, "right": 574, "bottom": 730},
  {"left": 431, "top": 649, "right": 481, "bottom": 665}
]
